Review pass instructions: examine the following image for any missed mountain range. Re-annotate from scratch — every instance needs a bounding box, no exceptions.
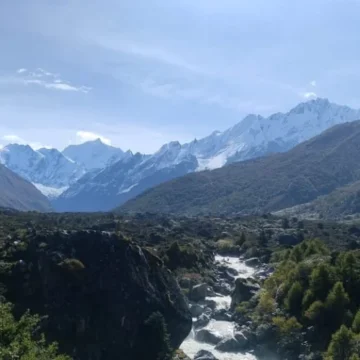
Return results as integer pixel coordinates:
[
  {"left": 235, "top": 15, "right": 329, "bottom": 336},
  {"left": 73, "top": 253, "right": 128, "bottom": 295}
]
[
  {"left": 121, "top": 119, "right": 360, "bottom": 216},
  {"left": 2, "top": 98, "right": 360, "bottom": 212}
]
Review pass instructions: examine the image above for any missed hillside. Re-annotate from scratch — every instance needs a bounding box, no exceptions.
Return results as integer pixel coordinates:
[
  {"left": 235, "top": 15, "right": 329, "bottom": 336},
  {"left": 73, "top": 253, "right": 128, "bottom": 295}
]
[
  {"left": 276, "top": 180, "right": 360, "bottom": 220},
  {"left": 0, "top": 164, "right": 52, "bottom": 211},
  {"left": 120, "top": 120, "right": 360, "bottom": 216}
]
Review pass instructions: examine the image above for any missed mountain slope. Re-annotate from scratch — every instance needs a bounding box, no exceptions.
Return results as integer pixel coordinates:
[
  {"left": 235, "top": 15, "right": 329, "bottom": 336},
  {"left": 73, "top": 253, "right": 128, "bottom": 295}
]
[
  {"left": 275, "top": 180, "right": 360, "bottom": 220},
  {"left": 0, "top": 164, "right": 52, "bottom": 211},
  {"left": 53, "top": 143, "right": 199, "bottom": 212},
  {"left": 120, "top": 120, "right": 360, "bottom": 216}
]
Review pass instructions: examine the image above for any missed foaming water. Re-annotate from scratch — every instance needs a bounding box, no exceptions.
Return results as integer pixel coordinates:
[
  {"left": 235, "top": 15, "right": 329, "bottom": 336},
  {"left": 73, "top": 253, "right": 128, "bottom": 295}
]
[
  {"left": 215, "top": 255, "right": 256, "bottom": 279},
  {"left": 180, "top": 255, "right": 258, "bottom": 359}
]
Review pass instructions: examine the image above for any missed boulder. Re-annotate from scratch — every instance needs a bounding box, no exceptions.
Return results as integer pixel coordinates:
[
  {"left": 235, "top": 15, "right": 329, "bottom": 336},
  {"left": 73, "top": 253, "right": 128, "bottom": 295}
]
[
  {"left": 202, "top": 299, "right": 217, "bottom": 310},
  {"left": 190, "top": 304, "right": 204, "bottom": 317},
  {"left": 213, "top": 308, "right": 232, "bottom": 321},
  {"left": 206, "top": 286, "right": 217, "bottom": 297},
  {"left": 195, "top": 328, "right": 223, "bottom": 345},
  {"left": 194, "top": 313, "right": 211, "bottom": 329},
  {"left": 194, "top": 349, "right": 219, "bottom": 360},
  {"left": 190, "top": 283, "right": 208, "bottom": 301},
  {"left": 213, "top": 281, "right": 232, "bottom": 296},
  {"left": 234, "top": 331, "right": 249, "bottom": 348},
  {"left": 231, "top": 277, "right": 260, "bottom": 308},
  {"left": 1, "top": 231, "right": 192, "bottom": 360},
  {"left": 244, "top": 257, "right": 261, "bottom": 267},
  {"left": 215, "top": 336, "right": 242, "bottom": 352}
]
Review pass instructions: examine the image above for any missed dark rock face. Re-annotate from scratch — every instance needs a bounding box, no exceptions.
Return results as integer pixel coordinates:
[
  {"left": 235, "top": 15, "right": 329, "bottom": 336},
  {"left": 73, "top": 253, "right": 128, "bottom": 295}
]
[
  {"left": 1, "top": 231, "right": 192, "bottom": 360},
  {"left": 231, "top": 277, "right": 260, "bottom": 308}
]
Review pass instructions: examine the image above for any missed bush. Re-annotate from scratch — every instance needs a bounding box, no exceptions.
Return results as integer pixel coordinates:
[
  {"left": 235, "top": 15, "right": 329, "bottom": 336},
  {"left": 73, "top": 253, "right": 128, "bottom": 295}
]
[
  {"left": 272, "top": 316, "right": 302, "bottom": 335},
  {"left": 138, "top": 312, "right": 172, "bottom": 360},
  {"left": 0, "top": 303, "right": 71, "bottom": 360},
  {"left": 305, "top": 300, "right": 325, "bottom": 323},
  {"left": 257, "top": 290, "right": 276, "bottom": 315},
  {"left": 58, "top": 258, "right": 86, "bottom": 272}
]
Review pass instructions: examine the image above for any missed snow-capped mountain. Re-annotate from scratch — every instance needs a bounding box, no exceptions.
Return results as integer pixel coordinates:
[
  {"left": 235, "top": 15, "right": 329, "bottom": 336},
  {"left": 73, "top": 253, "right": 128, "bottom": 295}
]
[
  {"left": 53, "top": 145, "right": 199, "bottom": 212},
  {"left": 52, "top": 98, "right": 360, "bottom": 212},
  {"left": 0, "top": 144, "right": 85, "bottom": 196},
  {"left": 62, "top": 139, "right": 124, "bottom": 170},
  {"left": 0, "top": 140, "right": 125, "bottom": 199},
  {"left": 183, "top": 98, "right": 360, "bottom": 168}
]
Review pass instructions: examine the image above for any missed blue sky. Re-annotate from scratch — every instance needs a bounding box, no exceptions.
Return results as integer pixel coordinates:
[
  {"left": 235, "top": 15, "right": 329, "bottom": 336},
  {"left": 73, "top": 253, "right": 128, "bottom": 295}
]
[{"left": 1, "top": 0, "right": 360, "bottom": 153}]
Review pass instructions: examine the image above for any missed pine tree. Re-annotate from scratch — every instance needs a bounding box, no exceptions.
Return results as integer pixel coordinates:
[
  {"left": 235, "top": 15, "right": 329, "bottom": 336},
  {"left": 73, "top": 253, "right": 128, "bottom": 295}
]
[
  {"left": 325, "top": 325, "right": 355, "bottom": 360},
  {"left": 285, "top": 281, "right": 303, "bottom": 317}
]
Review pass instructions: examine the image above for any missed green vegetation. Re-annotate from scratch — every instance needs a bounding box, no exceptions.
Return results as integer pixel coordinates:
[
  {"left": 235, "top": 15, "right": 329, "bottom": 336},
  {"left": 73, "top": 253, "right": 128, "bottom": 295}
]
[
  {"left": 0, "top": 302, "right": 70, "bottom": 360},
  {"left": 140, "top": 312, "right": 172, "bottom": 360},
  {"left": 251, "top": 239, "right": 360, "bottom": 358}
]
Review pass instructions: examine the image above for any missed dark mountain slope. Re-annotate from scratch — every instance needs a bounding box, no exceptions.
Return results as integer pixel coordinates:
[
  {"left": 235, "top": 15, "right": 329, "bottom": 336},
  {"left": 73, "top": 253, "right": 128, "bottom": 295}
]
[
  {"left": 0, "top": 164, "right": 52, "bottom": 211},
  {"left": 277, "top": 180, "right": 360, "bottom": 220},
  {"left": 120, "top": 120, "right": 360, "bottom": 216}
]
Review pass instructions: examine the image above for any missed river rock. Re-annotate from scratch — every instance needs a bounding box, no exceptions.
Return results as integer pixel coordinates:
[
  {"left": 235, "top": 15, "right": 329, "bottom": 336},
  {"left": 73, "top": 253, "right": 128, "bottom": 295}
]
[
  {"left": 194, "top": 313, "right": 211, "bottom": 329},
  {"left": 195, "top": 328, "right": 223, "bottom": 345},
  {"left": 202, "top": 299, "right": 217, "bottom": 310},
  {"left": 231, "top": 277, "right": 260, "bottom": 308},
  {"left": 194, "top": 350, "right": 219, "bottom": 360},
  {"left": 206, "top": 286, "right": 217, "bottom": 297},
  {"left": 215, "top": 336, "right": 243, "bottom": 352},
  {"left": 213, "top": 308, "right": 232, "bottom": 321},
  {"left": 244, "top": 257, "right": 261, "bottom": 267},
  {"left": 213, "top": 281, "right": 232, "bottom": 296},
  {"left": 190, "top": 304, "right": 204, "bottom": 317},
  {"left": 190, "top": 283, "right": 208, "bottom": 301},
  {"left": 234, "top": 331, "right": 249, "bottom": 348}
]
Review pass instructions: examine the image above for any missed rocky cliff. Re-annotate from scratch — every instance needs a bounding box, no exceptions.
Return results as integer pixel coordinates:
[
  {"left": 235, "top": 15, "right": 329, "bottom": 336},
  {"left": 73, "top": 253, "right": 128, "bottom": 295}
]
[{"left": 0, "top": 230, "right": 192, "bottom": 360}]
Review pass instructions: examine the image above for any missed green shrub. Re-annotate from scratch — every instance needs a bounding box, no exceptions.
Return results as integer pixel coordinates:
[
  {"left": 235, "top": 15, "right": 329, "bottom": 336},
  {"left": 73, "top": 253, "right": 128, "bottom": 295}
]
[
  {"left": 58, "top": 258, "right": 86, "bottom": 272},
  {"left": 0, "top": 303, "right": 71, "bottom": 360},
  {"left": 272, "top": 316, "right": 302, "bottom": 335}
]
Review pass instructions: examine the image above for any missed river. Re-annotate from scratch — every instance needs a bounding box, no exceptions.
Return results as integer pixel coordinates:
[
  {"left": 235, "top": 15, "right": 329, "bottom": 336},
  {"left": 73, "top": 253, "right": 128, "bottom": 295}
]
[{"left": 180, "top": 255, "right": 258, "bottom": 360}]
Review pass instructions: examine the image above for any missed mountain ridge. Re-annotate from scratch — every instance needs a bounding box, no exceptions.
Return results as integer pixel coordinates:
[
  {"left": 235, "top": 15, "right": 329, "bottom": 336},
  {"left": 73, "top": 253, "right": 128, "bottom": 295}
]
[
  {"left": 3, "top": 98, "right": 360, "bottom": 212},
  {"left": 119, "top": 120, "right": 360, "bottom": 216}
]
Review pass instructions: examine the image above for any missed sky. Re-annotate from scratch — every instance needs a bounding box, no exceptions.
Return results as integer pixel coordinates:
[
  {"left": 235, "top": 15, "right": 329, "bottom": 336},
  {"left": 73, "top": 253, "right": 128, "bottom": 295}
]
[{"left": 1, "top": 0, "right": 360, "bottom": 153}]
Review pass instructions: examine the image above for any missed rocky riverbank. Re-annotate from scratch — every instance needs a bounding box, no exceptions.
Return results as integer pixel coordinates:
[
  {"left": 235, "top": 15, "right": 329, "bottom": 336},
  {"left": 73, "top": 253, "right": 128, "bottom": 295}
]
[{"left": 180, "top": 255, "right": 273, "bottom": 360}]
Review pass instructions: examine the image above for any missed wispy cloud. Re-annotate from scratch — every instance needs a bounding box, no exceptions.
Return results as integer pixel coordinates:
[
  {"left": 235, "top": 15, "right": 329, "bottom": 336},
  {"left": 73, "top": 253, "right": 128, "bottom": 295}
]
[
  {"left": 303, "top": 92, "right": 318, "bottom": 99},
  {"left": 76, "top": 131, "right": 111, "bottom": 145},
  {"left": 1, "top": 134, "right": 50, "bottom": 150},
  {"left": 14, "top": 68, "right": 91, "bottom": 93},
  {"left": 310, "top": 80, "right": 317, "bottom": 87},
  {"left": 2, "top": 134, "right": 24, "bottom": 143}
]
